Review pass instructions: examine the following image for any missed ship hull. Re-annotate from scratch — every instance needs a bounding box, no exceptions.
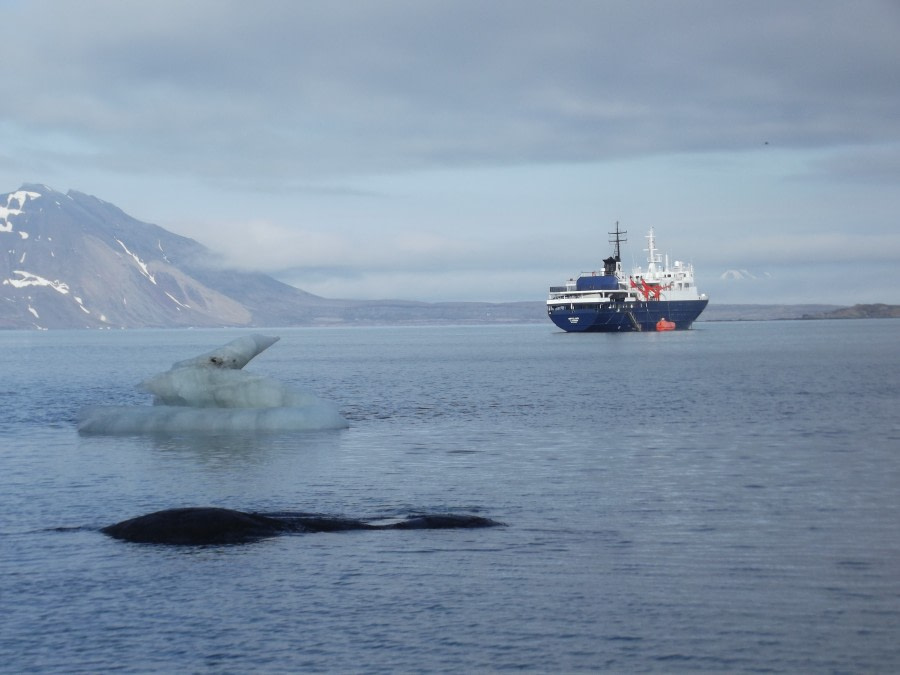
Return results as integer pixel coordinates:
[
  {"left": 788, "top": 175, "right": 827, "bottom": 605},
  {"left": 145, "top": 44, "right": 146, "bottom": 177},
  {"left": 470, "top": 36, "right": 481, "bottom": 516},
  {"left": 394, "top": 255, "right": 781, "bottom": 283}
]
[{"left": 548, "top": 299, "right": 708, "bottom": 332}]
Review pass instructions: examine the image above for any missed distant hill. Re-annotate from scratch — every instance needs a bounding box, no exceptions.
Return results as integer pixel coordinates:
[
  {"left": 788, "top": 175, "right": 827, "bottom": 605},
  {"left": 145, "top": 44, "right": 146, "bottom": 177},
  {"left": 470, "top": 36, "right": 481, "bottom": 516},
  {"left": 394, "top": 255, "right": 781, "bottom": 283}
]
[
  {"left": 699, "top": 304, "right": 900, "bottom": 322},
  {"left": 800, "top": 304, "right": 900, "bottom": 320},
  {"left": 697, "top": 304, "right": 846, "bottom": 322}
]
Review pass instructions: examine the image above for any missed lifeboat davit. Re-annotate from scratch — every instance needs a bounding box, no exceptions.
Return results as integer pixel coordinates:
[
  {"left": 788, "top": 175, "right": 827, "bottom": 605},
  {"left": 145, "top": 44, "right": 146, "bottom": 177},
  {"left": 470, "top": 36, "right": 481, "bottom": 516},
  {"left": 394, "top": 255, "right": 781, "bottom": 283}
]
[{"left": 656, "top": 318, "right": 676, "bottom": 331}]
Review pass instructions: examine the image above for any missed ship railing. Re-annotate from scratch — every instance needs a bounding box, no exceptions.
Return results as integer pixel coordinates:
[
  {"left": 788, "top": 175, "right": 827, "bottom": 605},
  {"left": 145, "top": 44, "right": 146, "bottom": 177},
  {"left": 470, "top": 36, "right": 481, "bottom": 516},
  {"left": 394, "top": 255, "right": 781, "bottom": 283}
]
[
  {"left": 548, "top": 290, "right": 611, "bottom": 298},
  {"left": 548, "top": 288, "right": 641, "bottom": 302},
  {"left": 547, "top": 296, "right": 619, "bottom": 306}
]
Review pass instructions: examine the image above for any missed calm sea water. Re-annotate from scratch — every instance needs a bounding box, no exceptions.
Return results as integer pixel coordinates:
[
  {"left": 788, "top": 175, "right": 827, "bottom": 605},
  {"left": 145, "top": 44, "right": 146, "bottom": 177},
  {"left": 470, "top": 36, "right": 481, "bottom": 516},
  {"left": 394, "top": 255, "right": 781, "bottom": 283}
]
[{"left": 1, "top": 320, "right": 898, "bottom": 673}]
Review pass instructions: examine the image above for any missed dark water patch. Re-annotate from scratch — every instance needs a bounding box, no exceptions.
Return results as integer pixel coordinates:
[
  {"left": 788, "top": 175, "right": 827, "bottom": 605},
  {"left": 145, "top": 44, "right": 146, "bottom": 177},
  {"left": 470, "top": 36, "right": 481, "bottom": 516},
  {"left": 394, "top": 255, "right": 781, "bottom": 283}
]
[
  {"left": 836, "top": 559, "right": 873, "bottom": 570},
  {"left": 46, "top": 525, "right": 98, "bottom": 534},
  {"left": 655, "top": 653, "right": 694, "bottom": 662}
]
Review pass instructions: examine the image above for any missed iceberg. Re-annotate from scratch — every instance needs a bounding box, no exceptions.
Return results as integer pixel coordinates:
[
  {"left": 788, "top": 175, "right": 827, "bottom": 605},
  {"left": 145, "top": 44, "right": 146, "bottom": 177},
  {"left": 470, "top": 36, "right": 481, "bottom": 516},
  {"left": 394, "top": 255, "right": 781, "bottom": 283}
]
[
  {"left": 168, "top": 333, "right": 280, "bottom": 371},
  {"left": 78, "top": 334, "right": 348, "bottom": 434}
]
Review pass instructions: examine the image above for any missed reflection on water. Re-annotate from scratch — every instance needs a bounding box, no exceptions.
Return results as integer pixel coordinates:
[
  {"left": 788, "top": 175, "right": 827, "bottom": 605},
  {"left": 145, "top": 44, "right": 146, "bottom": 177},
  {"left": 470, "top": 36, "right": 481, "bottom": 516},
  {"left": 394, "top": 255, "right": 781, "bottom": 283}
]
[{"left": 138, "top": 429, "right": 346, "bottom": 468}]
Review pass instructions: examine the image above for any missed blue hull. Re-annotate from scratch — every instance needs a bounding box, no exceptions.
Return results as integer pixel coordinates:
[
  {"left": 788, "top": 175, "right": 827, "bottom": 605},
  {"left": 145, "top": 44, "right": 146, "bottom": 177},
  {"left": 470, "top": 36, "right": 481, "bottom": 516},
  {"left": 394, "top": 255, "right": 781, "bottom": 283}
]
[{"left": 548, "top": 299, "right": 708, "bottom": 332}]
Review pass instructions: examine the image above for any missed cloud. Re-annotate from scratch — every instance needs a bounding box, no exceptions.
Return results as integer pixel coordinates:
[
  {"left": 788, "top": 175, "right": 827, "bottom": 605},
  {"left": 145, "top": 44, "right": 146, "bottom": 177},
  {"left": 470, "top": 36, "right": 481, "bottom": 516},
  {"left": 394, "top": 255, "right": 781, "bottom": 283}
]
[
  {"left": 4, "top": 0, "right": 899, "bottom": 186},
  {"left": 703, "top": 232, "right": 900, "bottom": 266},
  {"left": 206, "top": 218, "right": 474, "bottom": 273},
  {"left": 803, "top": 144, "right": 900, "bottom": 184}
]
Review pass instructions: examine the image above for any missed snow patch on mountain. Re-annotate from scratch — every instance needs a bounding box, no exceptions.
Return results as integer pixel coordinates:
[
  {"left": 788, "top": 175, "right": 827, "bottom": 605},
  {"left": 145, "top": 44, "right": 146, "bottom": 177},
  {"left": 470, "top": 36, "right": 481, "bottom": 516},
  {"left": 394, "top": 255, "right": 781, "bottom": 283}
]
[
  {"left": 1, "top": 190, "right": 41, "bottom": 231},
  {"left": 720, "top": 269, "right": 773, "bottom": 281},
  {"left": 115, "top": 238, "right": 157, "bottom": 284},
  {"left": 157, "top": 239, "right": 170, "bottom": 263},
  {"left": 4, "top": 270, "right": 70, "bottom": 295},
  {"left": 165, "top": 291, "right": 190, "bottom": 309}
]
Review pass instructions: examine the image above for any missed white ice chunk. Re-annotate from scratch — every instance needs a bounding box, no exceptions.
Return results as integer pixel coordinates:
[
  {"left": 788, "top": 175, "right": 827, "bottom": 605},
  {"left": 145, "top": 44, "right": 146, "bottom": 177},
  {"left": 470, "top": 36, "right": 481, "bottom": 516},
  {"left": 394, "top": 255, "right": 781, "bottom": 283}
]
[
  {"left": 77, "top": 334, "right": 348, "bottom": 435},
  {"left": 141, "top": 368, "right": 323, "bottom": 409},
  {"left": 77, "top": 404, "right": 348, "bottom": 434},
  {"left": 171, "top": 334, "right": 279, "bottom": 370}
]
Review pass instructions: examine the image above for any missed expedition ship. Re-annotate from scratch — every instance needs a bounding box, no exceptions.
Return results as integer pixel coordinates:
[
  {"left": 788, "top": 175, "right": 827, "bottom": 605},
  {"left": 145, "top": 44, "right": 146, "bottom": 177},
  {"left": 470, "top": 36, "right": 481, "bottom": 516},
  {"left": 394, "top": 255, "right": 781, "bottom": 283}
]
[{"left": 547, "top": 224, "right": 708, "bottom": 332}]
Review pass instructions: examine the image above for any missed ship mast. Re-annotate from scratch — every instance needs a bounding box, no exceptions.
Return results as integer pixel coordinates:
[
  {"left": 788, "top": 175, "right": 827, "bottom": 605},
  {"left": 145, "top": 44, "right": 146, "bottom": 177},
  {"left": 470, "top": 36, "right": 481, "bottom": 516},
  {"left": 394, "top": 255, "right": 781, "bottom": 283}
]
[
  {"left": 645, "top": 227, "right": 662, "bottom": 273},
  {"left": 608, "top": 221, "right": 627, "bottom": 262}
]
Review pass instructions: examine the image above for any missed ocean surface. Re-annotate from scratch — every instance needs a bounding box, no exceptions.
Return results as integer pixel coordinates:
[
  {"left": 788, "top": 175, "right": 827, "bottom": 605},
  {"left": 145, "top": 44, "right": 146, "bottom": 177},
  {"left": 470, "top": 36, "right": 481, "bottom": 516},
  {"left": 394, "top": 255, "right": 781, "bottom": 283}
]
[{"left": 1, "top": 320, "right": 899, "bottom": 673}]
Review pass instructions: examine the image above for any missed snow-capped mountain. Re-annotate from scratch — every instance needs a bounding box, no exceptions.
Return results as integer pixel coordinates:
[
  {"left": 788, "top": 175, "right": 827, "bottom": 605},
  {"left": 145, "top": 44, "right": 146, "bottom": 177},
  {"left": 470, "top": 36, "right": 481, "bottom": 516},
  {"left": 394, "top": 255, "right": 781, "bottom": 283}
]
[
  {"left": 1, "top": 184, "right": 543, "bottom": 329},
  {"left": 719, "top": 269, "right": 773, "bottom": 281},
  {"left": 0, "top": 184, "right": 330, "bottom": 329}
]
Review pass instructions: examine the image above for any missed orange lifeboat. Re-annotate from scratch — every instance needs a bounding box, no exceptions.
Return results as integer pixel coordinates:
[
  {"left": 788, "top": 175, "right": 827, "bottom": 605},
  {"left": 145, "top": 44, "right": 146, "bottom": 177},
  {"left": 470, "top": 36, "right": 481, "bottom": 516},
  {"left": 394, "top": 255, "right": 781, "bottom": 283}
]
[{"left": 656, "top": 318, "right": 676, "bottom": 331}]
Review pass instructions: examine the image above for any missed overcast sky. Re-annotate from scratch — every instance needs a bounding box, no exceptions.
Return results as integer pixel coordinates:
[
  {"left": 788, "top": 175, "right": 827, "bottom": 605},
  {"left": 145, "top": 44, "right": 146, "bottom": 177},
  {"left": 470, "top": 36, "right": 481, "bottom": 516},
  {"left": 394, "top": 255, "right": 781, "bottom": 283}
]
[{"left": 2, "top": 0, "right": 899, "bottom": 304}]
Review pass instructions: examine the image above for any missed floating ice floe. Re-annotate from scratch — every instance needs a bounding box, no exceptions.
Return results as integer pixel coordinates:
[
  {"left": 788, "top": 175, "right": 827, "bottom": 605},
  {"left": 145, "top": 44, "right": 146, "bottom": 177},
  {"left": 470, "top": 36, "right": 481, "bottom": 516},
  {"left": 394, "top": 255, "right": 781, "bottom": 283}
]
[{"left": 78, "top": 334, "right": 348, "bottom": 434}]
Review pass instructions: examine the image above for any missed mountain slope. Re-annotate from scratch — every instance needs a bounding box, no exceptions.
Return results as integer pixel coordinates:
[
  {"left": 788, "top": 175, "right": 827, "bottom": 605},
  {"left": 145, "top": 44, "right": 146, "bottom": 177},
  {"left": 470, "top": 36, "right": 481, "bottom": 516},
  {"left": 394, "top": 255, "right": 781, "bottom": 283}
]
[{"left": 2, "top": 185, "right": 268, "bottom": 328}]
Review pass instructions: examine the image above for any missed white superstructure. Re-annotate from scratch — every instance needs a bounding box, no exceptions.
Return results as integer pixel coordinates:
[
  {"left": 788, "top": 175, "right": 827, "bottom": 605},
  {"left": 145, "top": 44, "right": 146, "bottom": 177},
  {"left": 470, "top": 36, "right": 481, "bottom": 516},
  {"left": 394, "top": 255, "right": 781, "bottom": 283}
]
[{"left": 626, "top": 228, "right": 707, "bottom": 302}]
